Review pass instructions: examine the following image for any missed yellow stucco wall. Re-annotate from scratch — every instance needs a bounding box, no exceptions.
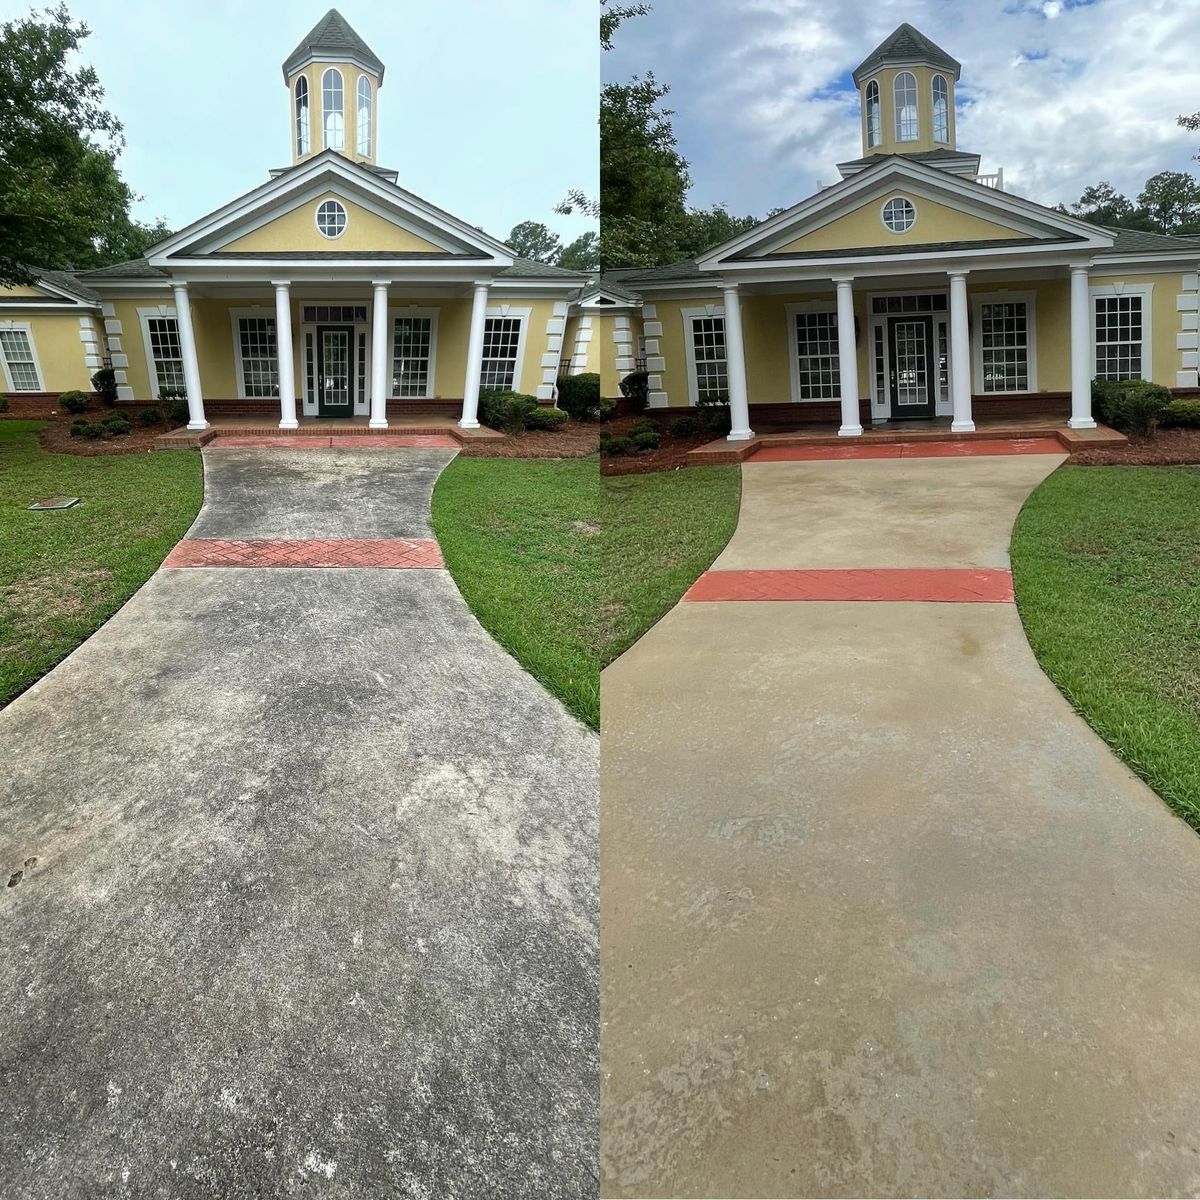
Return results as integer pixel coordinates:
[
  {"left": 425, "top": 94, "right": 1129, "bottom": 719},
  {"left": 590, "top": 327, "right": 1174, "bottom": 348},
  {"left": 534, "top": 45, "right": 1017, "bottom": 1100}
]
[
  {"left": 288, "top": 63, "right": 381, "bottom": 167},
  {"left": 220, "top": 192, "right": 442, "bottom": 254},
  {"left": 0, "top": 311, "right": 93, "bottom": 392},
  {"left": 775, "top": 195, "right": 1028, "bottom": 253},
  {"left": 858, "top": 64, "right": 957, "bottom": 158}
]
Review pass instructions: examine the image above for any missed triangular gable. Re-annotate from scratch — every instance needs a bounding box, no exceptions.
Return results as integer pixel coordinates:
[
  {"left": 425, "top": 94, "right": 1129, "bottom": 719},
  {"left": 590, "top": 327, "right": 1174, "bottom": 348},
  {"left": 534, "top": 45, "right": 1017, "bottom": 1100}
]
[
  {"left": 698, "top": 157, "right": 1114, "bottom": 268},
  {"left": 147, "top": 150, "right": 512, "bottom": 265},
  {"left": 578, "top": 288, "right": 639, "bottom": 309}
]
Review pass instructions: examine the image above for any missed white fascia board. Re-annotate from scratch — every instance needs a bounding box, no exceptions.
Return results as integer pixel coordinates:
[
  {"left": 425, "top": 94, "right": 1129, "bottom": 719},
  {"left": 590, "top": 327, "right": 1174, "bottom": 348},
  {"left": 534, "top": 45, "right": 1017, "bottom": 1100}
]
[
  {"left": 1091, "top": 251, "right": 1200, "bottom": 268},
  {"left": 31, "top": 280, "right": 96, "bottom": 307},
  {"left": 697, "top": 157, "right": 1113, "bottom": 268},
  {"left": 162, "top": 264, "right": 504, "bottom": 287},
  {"left": 80, "top": 280, "right": 171, "bottom": 292},
  {"left": 147, "top": 151, "right": 513, "bottom": 265},
  {"left": 490, "top": 279, "right": 585, "bottom": 297},
  {"left": 0, "top": 299, "right": 100, "bottom": 312}
]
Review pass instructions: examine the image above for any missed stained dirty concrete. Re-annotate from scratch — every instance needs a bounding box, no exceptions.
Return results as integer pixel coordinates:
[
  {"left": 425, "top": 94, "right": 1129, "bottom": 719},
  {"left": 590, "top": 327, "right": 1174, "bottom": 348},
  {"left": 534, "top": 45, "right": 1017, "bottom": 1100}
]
[
  {"left": 600, "top": 455, "right": 1200, "bottom": 1198},
  {"left": 0, "top": 448, "right": 599, "bottom": 1197}
]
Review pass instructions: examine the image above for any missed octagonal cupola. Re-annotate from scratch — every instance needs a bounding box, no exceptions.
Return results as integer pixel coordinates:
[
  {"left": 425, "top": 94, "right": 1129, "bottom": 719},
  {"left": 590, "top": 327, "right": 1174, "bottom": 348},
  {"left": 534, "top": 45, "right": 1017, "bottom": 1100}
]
[
  {"left": 283, "top": 9, "right": 384, "bottom": 167},
  {"left": 852, "top": 23, "right": 960, "bottom": 159}
]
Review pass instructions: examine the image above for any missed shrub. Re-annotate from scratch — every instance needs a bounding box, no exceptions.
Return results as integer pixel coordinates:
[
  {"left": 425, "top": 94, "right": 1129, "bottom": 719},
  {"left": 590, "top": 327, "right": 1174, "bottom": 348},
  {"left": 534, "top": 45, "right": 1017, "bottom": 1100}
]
[
  {"left": 697, "top": 394, "right": 732, "bottom": 436},
  {"left": 1092, "top": 377, "right": 1171, "bottom": 436},
  {"left": 669, "top": 414, "right": 701, "bottom": 437},
  {"left": 628, "top": 417, "right": 658, "bottom": 436},
  {"left": 82, "top": 423, "right": 104, "bottom": 440},
  {"left": 597, "top": 396, "right": 616, "bottom": 423},
  {"left": 159, "top": 388, "right": 190, "bottom": 427},
  {"left": 524, "top": 405, "right": 568, "bottom": 431},
  {"left": 1160, "top": 399, "right": 1200, "bottom": 429},
  {"left": 557, "top": 372, "right": 602, "bottom": 421},
  {"left": 138, "top": 406, "right": 164, "bottom": 425},
  {"left": 91, "top": 367, "right": 118, "bottom": 407},
  {"left": 0, "top": 394, "right": 8, "bottom": 413},
  {"left": 478, "top": 389, "right": 538, "bottom": 433},
  {"left": 59, "top": 390, "right": 89, "bottom": 415},
  {"left": 101, "top": 413, "right": 131, "bottom": 436},
  {"left": 631, "top": 428, "right": 661, "bottom": 451},
  {"left": 69, "top": 422, "right": 84, "bottom": 437},
  {"left": 619, "top": 369, "right": 650, "bottom": 414},
  {"left": 601, "top": 435, "right": 633, "bottom": 456}
]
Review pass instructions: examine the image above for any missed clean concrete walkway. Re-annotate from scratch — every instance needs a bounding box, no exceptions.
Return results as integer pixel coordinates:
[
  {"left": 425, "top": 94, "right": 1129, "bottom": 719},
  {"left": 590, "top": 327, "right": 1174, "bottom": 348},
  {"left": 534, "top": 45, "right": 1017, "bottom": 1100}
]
[
  {"left": 1, "top": 446, "right": 598, "bottom": 1198},
  {"left": 601, "top": 451, "right": 1200, "bottom": 1198}
]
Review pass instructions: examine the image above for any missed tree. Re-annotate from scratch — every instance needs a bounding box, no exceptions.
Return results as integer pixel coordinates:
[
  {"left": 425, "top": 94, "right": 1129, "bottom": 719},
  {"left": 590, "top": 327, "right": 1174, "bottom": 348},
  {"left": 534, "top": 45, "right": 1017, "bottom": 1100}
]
[
  {"left": 601, "top": 0, "right": 649, "bottom": 52},
  {"left": 1138, "top": 170, "right": 1200, "bottom": 234},
  {"left": 506, "top": 220, "right": 563, "bottom": 263},
  {"left": 558, "top": 231, "right": 599, "bottom": 271},
  {"left": 0, "top": 4, "right": 161, "bottom": 286}
]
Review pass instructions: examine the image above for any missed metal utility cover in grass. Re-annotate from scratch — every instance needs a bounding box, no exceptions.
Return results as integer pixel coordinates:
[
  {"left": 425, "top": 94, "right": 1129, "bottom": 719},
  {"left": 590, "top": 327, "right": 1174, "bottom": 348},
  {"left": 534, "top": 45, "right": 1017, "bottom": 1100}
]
[{"left": 26, "top": 496, "right": 80, "bottom": 510}]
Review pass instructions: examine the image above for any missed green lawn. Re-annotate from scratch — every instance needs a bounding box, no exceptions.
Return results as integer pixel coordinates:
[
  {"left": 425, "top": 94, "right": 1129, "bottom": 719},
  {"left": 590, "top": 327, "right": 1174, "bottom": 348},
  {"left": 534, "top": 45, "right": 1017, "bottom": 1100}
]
[
  {"left": 431, "top": 456, "right": 600, "bottom": 729},
  {"left": 599, "top": 466, "right": 741, "bottom": 665},
  {"left": 1011, "top": 465, "right": 1200, "bottom": 831},
  {"left": 0, "top": 420, "right": 203, "bottom": 707}
]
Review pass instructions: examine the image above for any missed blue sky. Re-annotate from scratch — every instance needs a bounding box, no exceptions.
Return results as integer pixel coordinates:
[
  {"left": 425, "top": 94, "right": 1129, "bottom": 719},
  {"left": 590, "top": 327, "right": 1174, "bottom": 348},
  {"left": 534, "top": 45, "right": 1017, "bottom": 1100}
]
[
  {"left": 1, "top": 1, "right": 599, "bottom": 245},
  {"left": 603, "top": 0, "right": 1200, "bottom": 218}
]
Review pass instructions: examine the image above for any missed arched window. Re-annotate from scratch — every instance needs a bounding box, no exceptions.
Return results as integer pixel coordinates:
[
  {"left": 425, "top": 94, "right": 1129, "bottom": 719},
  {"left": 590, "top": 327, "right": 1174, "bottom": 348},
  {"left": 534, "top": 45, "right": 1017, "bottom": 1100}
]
[
  {"left": 322, "top": 68, "right": 344, "bottom": 151},
  {"left": 865, "top": 80, "right": 881, "bottom": 148},
  {"left": 356, "top": 75, "right": 372, "bottom": 156},
  {"left": 894, "top": 71, "right": 918, "bottom": 142},
  {"left": 295, "top": 76, "right": 310, "bottom": 156},
  {"left": 933, "top": 74, "right": 949, "bottom": 143}
]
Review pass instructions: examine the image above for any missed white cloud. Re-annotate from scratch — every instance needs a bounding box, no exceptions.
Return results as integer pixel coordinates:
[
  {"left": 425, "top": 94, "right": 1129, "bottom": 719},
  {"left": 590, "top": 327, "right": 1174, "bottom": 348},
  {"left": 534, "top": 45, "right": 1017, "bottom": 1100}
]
[{"left": 604, "top": 0, "right": 1200, "bottom": 218}]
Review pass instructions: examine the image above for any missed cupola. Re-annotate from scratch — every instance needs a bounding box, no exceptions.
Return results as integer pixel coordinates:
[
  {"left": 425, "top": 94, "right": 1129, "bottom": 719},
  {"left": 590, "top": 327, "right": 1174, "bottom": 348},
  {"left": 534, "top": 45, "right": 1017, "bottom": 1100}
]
[
  {"left": 852, "top": 23, "right": 960, "bottom": 159},
  {"left": 283, "top": 9, "right": 384, "bottom": 167}
]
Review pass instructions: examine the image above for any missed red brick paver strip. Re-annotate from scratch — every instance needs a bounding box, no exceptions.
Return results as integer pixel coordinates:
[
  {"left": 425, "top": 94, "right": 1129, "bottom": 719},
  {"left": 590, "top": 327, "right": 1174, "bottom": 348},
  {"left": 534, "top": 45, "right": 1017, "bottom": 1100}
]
[
  {"left": 684, "top": 567, "right": 1015, "bottom": 603},
  {"left": 208, "top": 434, "right": 459, "bottom": 449},
  {"left": 164, "top": 538, "right": 444, "bottom": 569},
  {"left": 749, "top": 437, "right": 1063, "bottom": 463}
]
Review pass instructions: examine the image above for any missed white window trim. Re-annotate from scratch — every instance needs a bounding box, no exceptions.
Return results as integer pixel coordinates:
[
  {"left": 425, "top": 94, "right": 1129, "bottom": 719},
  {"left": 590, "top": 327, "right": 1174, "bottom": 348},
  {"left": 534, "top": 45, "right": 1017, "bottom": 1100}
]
[
  {"left": 932, "top": 74, "right": 950, "bottom": 144},
  {"left": 681, "top": 304, "right": 726, "bottom": 408},
  {"left": 322, "top": 66, "right": 345, "bottom": 152},
  {"left": 865, "top": 290, "right": 953, "bottom": 417},
  {"left": 356, "top": 74, "right": 372, "bottom": 157},
  {"left": 295, "top": 75, "right": 311, "bottom": 157},
  {"left": 388, "top": 305, "right": 439, "bottom": 399},
  {"left": 228, "top": 306, "right": 282, "bottom": 401},
  {"left": 865, "top": 80, "right": 881, "bottom": 149},
  {"left": 1090, "top": 282, "right": 1154, "bottom": 381},
  {"left": 971, "top": 290, "right": 1038, "bottom": 394},
  {"left": 894, "top": 70, "right": 919, "bottom": 142},
  {"left": 785, "top": 300, "right": 839, "bottom": 404},
  {"left": 136, "top": 305, "right": 179, "bottom": 400},
  {"left": 0, "top": 321, "right": 45, "bottom": 392},
  {"left": 315, "top": 199, "right": 348, "bottom": 240},
  {"left": 881, "top": 196, "right": 917, "bottom": 235},
  {"left": 483, "top": 305, "right": 531, "bottom": 394}
]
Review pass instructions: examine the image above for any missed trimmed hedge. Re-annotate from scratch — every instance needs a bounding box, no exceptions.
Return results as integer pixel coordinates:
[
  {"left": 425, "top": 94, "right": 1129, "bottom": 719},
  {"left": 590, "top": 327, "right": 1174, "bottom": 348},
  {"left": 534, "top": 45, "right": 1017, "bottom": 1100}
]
[
  {"left": 557, "top": 372, "right": 603, "bottom": 422},
  {"left": 59, "top": 390, "right": 88, "bottom": 415},
  {"left": 479, "top": 389, "right": 539, "bottom": 433},
  {"left": 619, "top": 370, "right": 650, "bottom": 414},
  {"left": 1092, "top": 377, "right": 1172, "bottom": 435},
  {"left": 525, "top": 405, "right": 568, "bottom": 431},
  {"left": 1160, "top": 399, "right": 1200, "bottom": 429}
]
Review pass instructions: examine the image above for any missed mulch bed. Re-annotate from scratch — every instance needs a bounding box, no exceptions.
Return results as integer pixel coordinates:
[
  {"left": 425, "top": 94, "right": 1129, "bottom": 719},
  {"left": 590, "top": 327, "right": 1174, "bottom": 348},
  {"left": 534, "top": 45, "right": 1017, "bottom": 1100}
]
[
  {"left": 599, "top": 414, "right": 711, "bottom": 476},
  {"left": 458, "top": 419, "right": 599, "bottom": 459},
  {"left": 28, "top": 406, "right": 179, "bottom": 457},
  {"left": 1069, "top": 428, "right": 1200, "bottom": 466}
]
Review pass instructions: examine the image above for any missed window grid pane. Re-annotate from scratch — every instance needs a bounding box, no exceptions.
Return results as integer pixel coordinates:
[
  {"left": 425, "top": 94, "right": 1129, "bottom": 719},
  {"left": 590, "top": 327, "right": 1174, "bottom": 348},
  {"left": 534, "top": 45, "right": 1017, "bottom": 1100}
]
[
  {"left": 295, "top": 77, "right": 310, "bottom": 156},
  {"left": 866, "top": 81, "right": 881, "bottom": 148},
  {"left": 979, "top": 301, "right": 1029, "bottom": 393},
  {"left": 238, "top": 317, "right": 279, "bottom": 397},
  {"left": 301, "top": 305, "right": 367, "bottom": 323},
  {"left": 481, "top": 318, "right": 521, "bottom": 391},
  {"left": 392, "top": 317, "right": 432, "bottom": 397},
  {"left": 357, "top": 77, "right": 372, "bottom": 156},
  {"left": 1094, "top": 296, "right": 1143, "bottom": 380},
  {"left": 690, "top": 316, "right": 727, "bottom": 402},
  {"left": 323, "top": 69, "right": 344, "bottom": 151},
  {"left": 146, "top": 318, "right": 185, "bottom": 393},
  {"left": 0, "top": 329, "right": 41, "bottom": 390},
  {"left": 894, "top": 71, "right": 918, "bottom": 141},
  {"left": 933, "top": 75, "right": 949, "bottom": 143},
  {"left": 795, "top": 311, "right": 840, "bottom": 400}
]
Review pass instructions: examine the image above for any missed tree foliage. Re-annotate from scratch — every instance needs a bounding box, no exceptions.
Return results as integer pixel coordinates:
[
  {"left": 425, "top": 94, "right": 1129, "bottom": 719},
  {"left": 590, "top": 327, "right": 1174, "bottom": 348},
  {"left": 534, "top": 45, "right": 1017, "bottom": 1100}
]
[
  {"left": 1059, "top": 172, "right": 1200, "bottom": 236},
  {"left": 0, "top": 4, "right": 169, "bottom": 287},
  {"left": 558, "top": 231, "right": 599, "bottom": 271},
  {"left": 505, "top": 220, "right": 563, "bottom": 263}
]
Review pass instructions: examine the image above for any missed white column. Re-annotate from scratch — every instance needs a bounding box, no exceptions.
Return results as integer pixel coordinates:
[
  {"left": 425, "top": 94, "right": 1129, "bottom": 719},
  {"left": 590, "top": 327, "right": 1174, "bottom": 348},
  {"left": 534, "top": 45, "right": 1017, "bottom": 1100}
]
[
  {"left": 370, "top": 279, "right": 390, "bottom": 429},
  {"left": 834, "top": 277, "right": 862, "bottom": 436},
  {"left": 1068, "top": 264, "right": 1096, "bottom": 429},
  {"left": 722, "top": 284, "right": 754, "bottom": 441},
  {"left": 273, "top": 280, "right": 297, "bottom": 430},
  {"left": 459, "top": 281, "right": 490, "bottom": 429},
  {"left": 949, "top": 270, "right": 974, "bottom": 432},
  {"left": 171, "top": 282, "right": 207, "bottom": 431}
]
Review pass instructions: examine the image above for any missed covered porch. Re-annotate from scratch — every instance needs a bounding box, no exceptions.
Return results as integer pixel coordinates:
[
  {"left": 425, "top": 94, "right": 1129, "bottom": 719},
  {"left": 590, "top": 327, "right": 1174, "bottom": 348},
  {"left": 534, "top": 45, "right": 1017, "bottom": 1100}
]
[{"left": 718, "top": 260, "right": 1098, "bottom": 442}]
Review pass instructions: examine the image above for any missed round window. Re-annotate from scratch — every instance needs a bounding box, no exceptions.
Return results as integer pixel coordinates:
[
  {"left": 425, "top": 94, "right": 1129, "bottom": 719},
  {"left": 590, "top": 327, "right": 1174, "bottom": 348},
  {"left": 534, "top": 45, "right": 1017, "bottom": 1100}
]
[
  {"left": 882, "top": 197, "right": 916, "bottom": 234},
  {"left": 316, "top": 199, "right": 348, "bottom": 239}
]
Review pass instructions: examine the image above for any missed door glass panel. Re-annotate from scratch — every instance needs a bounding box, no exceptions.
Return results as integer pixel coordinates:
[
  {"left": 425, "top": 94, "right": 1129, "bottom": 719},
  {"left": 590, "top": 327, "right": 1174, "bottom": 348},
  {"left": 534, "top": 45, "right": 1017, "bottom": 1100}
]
[
  {"left": 321, "top": 331, "right": 351, "bottom": 408},
  {"left": 893, "top": 321, "right": 928, "bottom": 408}
]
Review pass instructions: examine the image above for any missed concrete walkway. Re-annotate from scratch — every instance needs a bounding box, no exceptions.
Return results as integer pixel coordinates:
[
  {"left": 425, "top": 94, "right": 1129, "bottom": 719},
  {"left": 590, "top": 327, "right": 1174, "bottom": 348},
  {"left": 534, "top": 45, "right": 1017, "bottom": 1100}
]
[
  {"left": 601, "top": 449, "right": 1200, "bottom": 1198},
  {"left": 0, "top": 446, "right": 598, "bottom": 1197}
]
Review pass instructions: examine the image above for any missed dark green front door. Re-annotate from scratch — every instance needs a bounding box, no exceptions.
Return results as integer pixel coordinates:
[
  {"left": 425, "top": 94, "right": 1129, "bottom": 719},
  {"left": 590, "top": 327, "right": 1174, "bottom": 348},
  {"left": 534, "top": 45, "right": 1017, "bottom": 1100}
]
[
  {"left": 316, "top": 325, "right": 354, "bottom": 417},
  {"left": 887, "top": 314, "right": 936, "bottom": 420}
]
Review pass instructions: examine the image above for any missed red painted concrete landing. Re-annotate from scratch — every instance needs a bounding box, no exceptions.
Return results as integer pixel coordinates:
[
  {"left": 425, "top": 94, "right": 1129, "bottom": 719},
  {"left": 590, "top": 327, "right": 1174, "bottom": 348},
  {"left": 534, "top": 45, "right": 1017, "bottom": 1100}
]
[
  {"left": 164, "top": 538, "right": 444, "bottom": 569},
  {"left": 684, "top": 567, "right": 1015, "bottom": 603},
  {"left": 207, "top": 434, "right": 459, "bottom": 450},
  {"left": 749, "top": 437, "right": 1063, "bottom": 463}
]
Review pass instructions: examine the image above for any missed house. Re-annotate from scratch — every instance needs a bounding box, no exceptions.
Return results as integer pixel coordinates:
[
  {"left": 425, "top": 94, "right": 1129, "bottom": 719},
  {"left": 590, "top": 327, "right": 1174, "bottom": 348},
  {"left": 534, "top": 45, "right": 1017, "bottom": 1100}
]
[
  {"left": 605, "top": 23, "right": 1200, "bottom": 440},
  {"left": 0, "top": 10, "right": 587, "bottom": 432},
  {"left": 560, "top": 276, "right": 646, "bottom": 401}
]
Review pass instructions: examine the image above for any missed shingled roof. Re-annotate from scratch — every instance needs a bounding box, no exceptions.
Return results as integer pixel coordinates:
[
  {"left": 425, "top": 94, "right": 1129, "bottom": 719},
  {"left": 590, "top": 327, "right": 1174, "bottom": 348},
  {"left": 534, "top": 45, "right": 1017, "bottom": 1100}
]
[
  {"left": 282, "top": 9, "right": 384, "bottom": 83},
  {"left": 852, "top": 23, "right": 960, "bottom": 85}
]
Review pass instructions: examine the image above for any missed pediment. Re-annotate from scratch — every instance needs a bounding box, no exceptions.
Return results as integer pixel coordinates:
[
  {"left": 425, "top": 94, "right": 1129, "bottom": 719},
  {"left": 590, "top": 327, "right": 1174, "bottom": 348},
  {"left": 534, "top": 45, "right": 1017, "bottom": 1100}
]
[{"left": 698, "top": 157, "right": 1113, "bottom": 267}]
